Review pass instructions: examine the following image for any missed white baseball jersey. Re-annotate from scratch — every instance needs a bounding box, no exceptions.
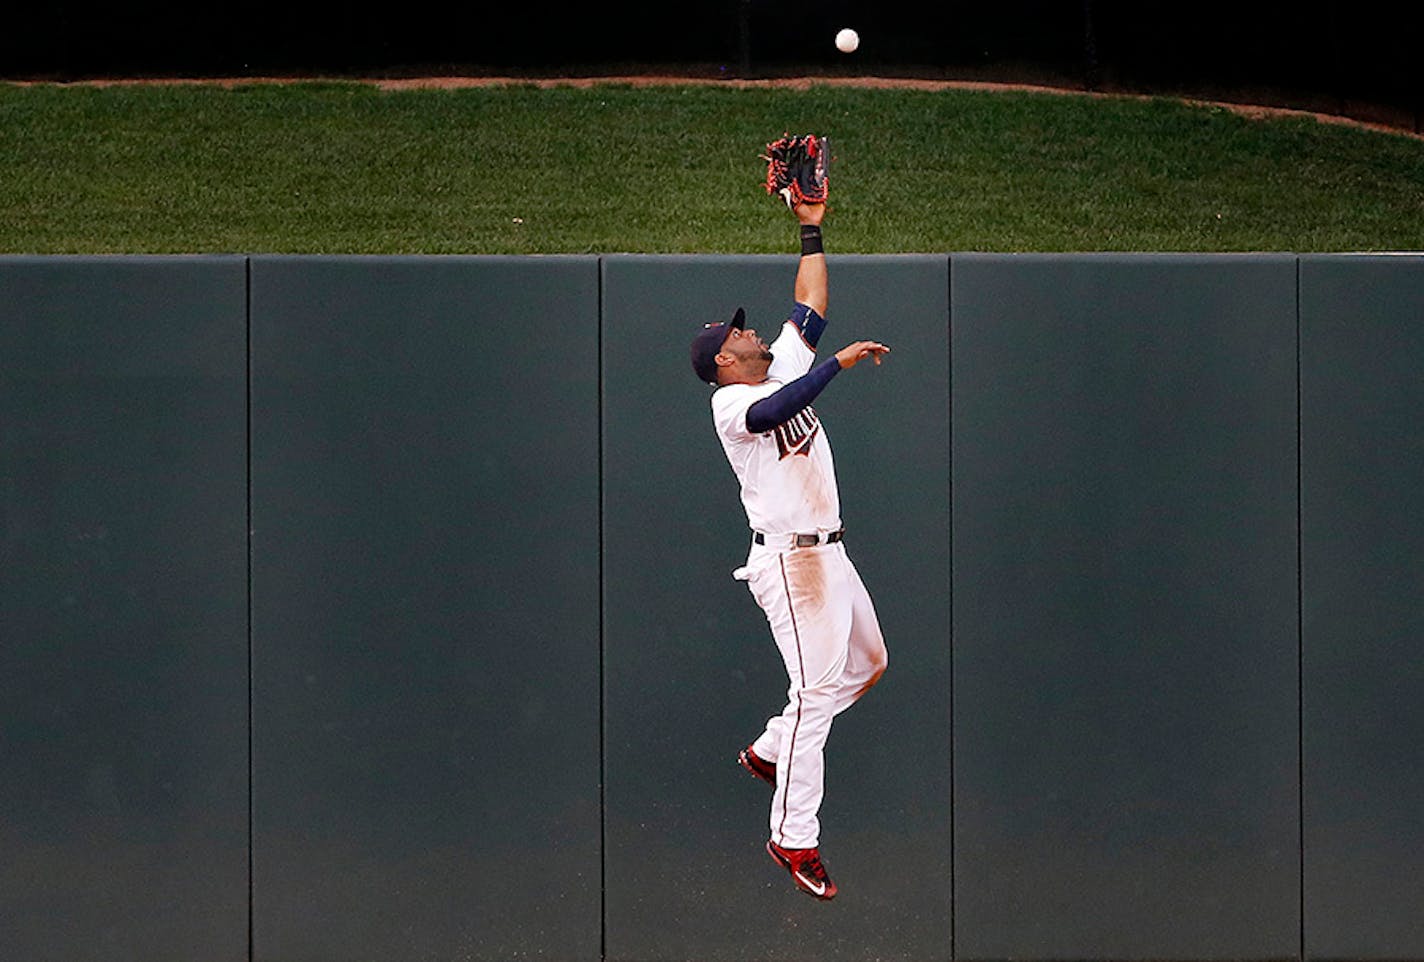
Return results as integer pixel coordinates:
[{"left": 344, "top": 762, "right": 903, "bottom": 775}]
[{"left": 710, "top": 320, "right": 841, "bottom": 536}]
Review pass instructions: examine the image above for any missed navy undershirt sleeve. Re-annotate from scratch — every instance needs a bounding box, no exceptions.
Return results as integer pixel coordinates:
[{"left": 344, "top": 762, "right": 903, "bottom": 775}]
[
  {"left": 790, "top": 302, "right": 827, "bottom": 348},
  {"left": 745, "top": 357, "right": 841, "bottom": 434}
]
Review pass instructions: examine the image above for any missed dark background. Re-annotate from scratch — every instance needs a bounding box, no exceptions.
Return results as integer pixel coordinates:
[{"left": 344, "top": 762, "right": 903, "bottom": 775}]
[{"left": 2, "top": 2, "right": 1420, "bottom": 126}]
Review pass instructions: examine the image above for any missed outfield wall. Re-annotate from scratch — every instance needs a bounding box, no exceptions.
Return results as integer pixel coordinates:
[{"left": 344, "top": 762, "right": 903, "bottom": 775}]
[{"left": 1, "top": 253, "right": 1420, "bottom": 962}]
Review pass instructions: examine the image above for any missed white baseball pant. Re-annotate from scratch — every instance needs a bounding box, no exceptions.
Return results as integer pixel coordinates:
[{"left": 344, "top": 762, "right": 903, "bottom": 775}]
[{"left": 738, "top": 539, "right": 887, "bottom": 849}]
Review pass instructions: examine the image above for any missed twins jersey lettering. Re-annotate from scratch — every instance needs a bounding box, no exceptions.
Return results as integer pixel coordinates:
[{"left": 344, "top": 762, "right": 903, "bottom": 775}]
[{"left": 774, "top": 408, "right": 821, "bottom": 459}]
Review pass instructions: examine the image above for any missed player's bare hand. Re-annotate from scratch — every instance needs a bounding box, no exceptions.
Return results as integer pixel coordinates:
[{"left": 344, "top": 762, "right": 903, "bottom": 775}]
[
  {"left": 835, "top": 340, "right": 890, "bottom": 369},
  {"left": 795, "top": 202, "right": 826, "bottom": 226}
]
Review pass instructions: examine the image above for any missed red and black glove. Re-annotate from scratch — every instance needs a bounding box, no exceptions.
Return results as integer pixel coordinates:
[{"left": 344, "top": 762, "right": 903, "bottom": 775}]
[{"left": 763, "top": 133, "right": 830, "bottom": 209}]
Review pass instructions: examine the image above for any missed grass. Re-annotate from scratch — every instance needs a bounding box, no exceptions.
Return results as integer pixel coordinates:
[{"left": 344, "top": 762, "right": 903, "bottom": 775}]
[{"left": 1, "top": 80, "right": 1422, "bottom": 253}]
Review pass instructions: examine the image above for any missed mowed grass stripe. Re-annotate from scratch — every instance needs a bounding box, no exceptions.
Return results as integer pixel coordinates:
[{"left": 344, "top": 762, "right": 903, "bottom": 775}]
[{"left": 1, "top": 81, "right": 1422, "bottom": 253}]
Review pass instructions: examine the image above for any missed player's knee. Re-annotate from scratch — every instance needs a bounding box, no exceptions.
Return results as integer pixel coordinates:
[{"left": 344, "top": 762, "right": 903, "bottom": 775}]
[
  {"left": 869, "top": 645, "right": 888, "bottom": 678},
  {"left": 850, "top": 655, "right": 888, "bottom": 703},
  {"left": 865, "top": 650, "right": 888, "bottom": 689}
]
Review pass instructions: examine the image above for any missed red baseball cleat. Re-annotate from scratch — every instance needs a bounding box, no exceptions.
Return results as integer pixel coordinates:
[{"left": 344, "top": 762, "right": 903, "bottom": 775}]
[
  {"left": 738, "top": 745, "right": 776, "bottom": 786},
  {"left": 766, "top": 840, "right": 838, "bottom": 900}
]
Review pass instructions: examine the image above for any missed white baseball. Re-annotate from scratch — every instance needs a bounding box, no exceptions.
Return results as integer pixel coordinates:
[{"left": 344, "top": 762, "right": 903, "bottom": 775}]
[{"left": 835, "top": 28, "right": 859, "bottom": 53}]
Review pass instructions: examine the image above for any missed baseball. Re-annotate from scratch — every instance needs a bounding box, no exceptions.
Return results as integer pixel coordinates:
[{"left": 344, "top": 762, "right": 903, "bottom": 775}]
[{"left": 835, "top": 28, "right": 859, "bottom": 53}]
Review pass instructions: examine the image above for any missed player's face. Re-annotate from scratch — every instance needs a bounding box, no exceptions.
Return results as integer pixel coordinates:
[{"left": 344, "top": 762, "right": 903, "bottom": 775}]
[{"left": 722, "top": 326, "right": 774, "bottom": 364}]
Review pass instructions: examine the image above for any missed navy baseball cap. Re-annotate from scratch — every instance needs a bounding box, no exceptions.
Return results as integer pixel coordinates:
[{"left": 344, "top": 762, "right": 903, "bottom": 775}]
[{"left": 690, "top": 307, "right": 746, "bottom": 385}]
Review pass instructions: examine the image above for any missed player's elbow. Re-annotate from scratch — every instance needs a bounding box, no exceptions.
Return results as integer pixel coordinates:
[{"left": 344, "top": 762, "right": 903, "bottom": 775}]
[{"left": 801, "top": 293, "right": 828, "bottom": 319}]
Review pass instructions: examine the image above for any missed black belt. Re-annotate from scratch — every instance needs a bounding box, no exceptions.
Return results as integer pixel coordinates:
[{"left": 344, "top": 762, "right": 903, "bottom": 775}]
[{"left": 753, "top": 529, "right": 844, "bottom": 548}]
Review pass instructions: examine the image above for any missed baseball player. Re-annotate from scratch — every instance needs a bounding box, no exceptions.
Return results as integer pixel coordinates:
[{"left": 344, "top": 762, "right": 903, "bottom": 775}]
[{"left": 688, "top": 140, "right": 889, "bottom": 900}]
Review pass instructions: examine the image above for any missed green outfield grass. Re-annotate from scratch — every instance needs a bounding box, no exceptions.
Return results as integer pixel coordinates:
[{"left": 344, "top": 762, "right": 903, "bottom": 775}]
[{"left": 1, "top": 80, "right": 1422, "bottom": 253}]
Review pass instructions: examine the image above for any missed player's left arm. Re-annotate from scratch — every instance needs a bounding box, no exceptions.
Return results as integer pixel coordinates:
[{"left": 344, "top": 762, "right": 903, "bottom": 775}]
[
  {"left": 793, "top": 202, "right": 828, "bottom": 319},
  {"left": 749, "top": 200, "right": 887, "bottom": 435},
  {"left": 767, "top": 202, "right": 830, "bottom": 382}
]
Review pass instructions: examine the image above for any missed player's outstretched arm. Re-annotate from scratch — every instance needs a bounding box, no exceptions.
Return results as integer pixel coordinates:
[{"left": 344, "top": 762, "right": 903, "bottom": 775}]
[
  {"left": 745, "top": 340, "right": 890, "bottom": 434},
  {"left": 793, "top": 203, "right": 828, "bottom": 319}
]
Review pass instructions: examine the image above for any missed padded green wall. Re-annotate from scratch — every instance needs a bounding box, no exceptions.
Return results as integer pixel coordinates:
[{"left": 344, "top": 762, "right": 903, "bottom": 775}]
[
  {"left": 249, "top": 256, "right": 602, "bottom": 961},
  {"left": 952, "top": 254, "right": 1300, "bottom": 959},
  {"left": 0, "top": 257, "right": 249, "bottom": 962},
  {"left": 4, "top": 253, "right": 1424, "bottom": 962},
  {"left": 600, "top": 254, "right": 951, "bottom": 961},
  {"left": 1300, "top": 255, "right": 1424, "bottom": 960}
]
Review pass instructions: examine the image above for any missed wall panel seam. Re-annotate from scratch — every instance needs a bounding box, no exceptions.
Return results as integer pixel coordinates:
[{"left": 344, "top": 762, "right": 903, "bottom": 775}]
[
  {"left": 244, "top": 254, "right": 256, "bottom": 962},
  {"left": 598, "top": 255, "right": 609, "bottom": 962},
  {"left": 947, "top": 252, "right": 957, "bottom": 962},
  {"left": 1295, "top": 254, "right": 1306, "bottom": 962}
]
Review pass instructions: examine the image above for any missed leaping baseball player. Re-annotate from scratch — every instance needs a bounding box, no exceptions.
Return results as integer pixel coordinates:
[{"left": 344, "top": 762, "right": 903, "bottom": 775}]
[{"left": 688, "top": 135, "right": 890, "bottom": 900}]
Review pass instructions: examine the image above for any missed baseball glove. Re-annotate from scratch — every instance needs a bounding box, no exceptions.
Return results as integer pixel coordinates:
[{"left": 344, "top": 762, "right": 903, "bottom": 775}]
[{"left": 763, "top": 133, "right": 830, "bottom": 209}]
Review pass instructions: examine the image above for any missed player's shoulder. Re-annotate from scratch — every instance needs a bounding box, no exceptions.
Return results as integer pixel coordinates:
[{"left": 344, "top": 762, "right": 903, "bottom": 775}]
[
  {"left": 711, "top": 379, "right": 780, "bottom": 430},
  {"left": 712, "top": 379, "right": 780, "bottom": 402}
]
